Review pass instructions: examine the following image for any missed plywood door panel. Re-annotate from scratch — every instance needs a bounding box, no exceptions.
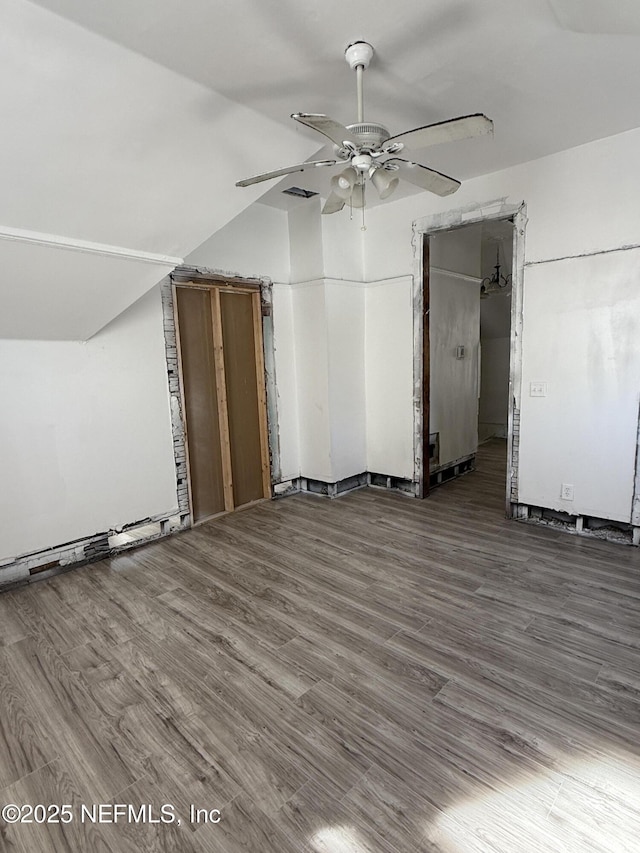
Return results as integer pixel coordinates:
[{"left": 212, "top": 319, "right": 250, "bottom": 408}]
[
  {"left": 210, "top": 288, "right": 235, "bottom": 513},
  {"left": 175, "top": 286, "right": 225, "bottom": 522},
  {"left": 220, "top": 291, "right": 267, "bottom": 508}
]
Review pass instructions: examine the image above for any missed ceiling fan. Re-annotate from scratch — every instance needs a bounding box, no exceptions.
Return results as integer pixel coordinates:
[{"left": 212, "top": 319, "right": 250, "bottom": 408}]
[{"left": 236, "top": 41, "right": 493, "bottom": 215}]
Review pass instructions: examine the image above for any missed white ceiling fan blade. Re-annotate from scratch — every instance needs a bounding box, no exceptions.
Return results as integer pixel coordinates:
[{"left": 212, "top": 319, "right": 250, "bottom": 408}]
[
  {"left": 385, "top": 114, "right": 493, "bottom": 151},
  {"left": 291, "top": 113, "right": 359, "bottom": 147},
  {"left": 322, "top": 192, "right": 346, "bottom": 215},
  {"left": 236, "top": 159, "right": 337, "bottom": 187},
  {"left": 385, "top": 159, "right": 460, "bottom": 196},
  {"left": 322, "top": 180, "right": 366, "bottom": 214}
]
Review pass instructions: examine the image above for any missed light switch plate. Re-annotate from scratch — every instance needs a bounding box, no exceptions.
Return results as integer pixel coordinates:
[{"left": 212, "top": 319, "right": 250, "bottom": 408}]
[{"left": 530, "top": 381, "right": 547, "bottom": 397}]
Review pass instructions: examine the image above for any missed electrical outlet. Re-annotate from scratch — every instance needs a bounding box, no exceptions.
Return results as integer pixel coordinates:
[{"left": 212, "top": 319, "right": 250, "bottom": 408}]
[
  {"left": 561, "top": 483, "right": 574, "bottom": 501},
  {"left": 530, "top": 382, "right": 547, "bottom": 397}
]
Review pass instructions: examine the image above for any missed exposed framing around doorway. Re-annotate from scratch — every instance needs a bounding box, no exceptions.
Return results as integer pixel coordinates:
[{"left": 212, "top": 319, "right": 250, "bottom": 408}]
[
  {"left": 162, "top": 266, "right": 281, "bottom": 526},
  {"left": 411, "top": 201, "right": 527, "bottom": 517}
]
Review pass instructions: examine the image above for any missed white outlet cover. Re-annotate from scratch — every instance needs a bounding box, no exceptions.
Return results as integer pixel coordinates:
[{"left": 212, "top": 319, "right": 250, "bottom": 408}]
[{"left": 530, "top": 382, "right": 547, "bottom": 397}]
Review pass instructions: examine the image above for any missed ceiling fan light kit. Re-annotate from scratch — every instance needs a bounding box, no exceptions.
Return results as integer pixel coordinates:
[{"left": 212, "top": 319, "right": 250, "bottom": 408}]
[
  {"left": 236, "top": 40, "right": 493, "bottom": 215},
  {"left": 371, "top": 168, "right": 399, "bottom": 200}
]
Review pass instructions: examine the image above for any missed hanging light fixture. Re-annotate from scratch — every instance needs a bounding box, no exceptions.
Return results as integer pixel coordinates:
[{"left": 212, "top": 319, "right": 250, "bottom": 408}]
[
  {"left": 330, "top": 166, "right": 357, "bottom": 199},
  {"left": 371, "top": 167, "right": 399, "bottom": 199},
  {"left": 481, "top": 245, "right": 512, "bottom": 297}
]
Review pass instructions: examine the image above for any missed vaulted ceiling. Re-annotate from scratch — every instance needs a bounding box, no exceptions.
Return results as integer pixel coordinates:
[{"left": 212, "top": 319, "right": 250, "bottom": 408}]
[{"left": 3, "top": 0, "right": 640, "bottom": 338}]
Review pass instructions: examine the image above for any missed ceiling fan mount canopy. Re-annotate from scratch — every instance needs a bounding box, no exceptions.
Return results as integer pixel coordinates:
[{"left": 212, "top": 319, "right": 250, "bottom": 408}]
[
  {"left": 236, "top": 41, "right": 494, "bottom": 214},
  {"left": 344, "top": 41, "right": 374, "bottom": 71}
]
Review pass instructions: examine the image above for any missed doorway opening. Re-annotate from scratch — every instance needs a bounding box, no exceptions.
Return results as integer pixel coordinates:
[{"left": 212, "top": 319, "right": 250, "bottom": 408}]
[
  {"left": 172, "top": 274, "right": 272, "bottom": 525},
  {"left": 413, "top": 203, "right": 526, "bottom": 517}
]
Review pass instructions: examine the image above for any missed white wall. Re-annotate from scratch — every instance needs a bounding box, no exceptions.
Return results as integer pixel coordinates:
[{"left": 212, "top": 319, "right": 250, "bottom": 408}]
[
  {"left": 186, "top": 205, "right": 291, "bottom": 284},
  {"left": 359, "top": 125, "right": 640, "bottom": 521},
  {"left": 321, "top": 208, "right": 365, "bottom": 281},
  {"left": 520, "top": 250, "right": 640, "bottom": 521},
  {"left": 326, "top": 282, "right": 366, "bottom": 480},
  {"left": 286, "top": 201, "right": 368, "bottom": 484},
  {"left": 272, "top": 284, "right": 300, "bottom": 481},
  {"left": 365, "top": 277, "right": 415, "bottom": 478},
  {"left": 0, "top": 287, "right": 177, "bottom": 561},
  {"left": 291, "top": 283, "right": 332, "bottom": 481},
  {"left": 289, "top": 198, "right": 325, "bottom": 283},
  {"left": 0, "top": 236, "right": 176, "bottom": 341}
]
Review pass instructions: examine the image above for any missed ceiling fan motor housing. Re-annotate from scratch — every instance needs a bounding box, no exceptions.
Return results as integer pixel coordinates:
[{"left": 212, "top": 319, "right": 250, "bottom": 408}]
[{"left": 346, "top": 122, "right": 391, "bottom": 151}]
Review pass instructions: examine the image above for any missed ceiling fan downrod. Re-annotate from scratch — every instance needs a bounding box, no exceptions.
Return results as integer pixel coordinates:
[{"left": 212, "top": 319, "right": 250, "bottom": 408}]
[{"left": 345, "top": 41, "right": 374, "bottom": 124}]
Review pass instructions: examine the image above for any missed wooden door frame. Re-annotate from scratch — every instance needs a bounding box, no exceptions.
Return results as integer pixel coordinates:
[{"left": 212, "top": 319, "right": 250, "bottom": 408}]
[
  {"left": 170, "top": 268, "right": 277, "bottom": 524},
  {"left": 420, "top": 235, "right": 430, "bottom": 499},
  {"left": 412, "top": 202, "right": 527, "bottom": 517}
]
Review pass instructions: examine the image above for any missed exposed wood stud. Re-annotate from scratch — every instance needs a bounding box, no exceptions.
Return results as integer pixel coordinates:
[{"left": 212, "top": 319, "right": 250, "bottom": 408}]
[
  {"left": 171, "top": 282, "right": 196, "bottom": 524},
  {"left": 252, "top": 290, "right": 273, "bottom": 498},
  {"left": 210, "top": 287, "right": 235, "bottom": 513}
]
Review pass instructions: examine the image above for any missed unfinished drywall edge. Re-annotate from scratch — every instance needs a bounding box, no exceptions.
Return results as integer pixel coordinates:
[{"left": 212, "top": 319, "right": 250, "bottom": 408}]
[
  {"left": 516, "top": 504, "right": 639, "bottom": 547},
  {"left": 259, "top": 281, "right": 282, "bottom": 484},
  {"left": 411, "top": 245, "right": 425, "bottom": 496},
  {"left": 507, "top": 206, "right": 528, "bottom": 518},
  {"left": 632, "top": 397, "right": 640, "bottom": 528},
  {"left": 0, "top": 509, "right": 190, "bottom": 591},
  {"left": 160, "top": 279, "right": 192, "bottom": 520},
  {"left": 411, "top": 199, "right": 526, "bottom": 507}
]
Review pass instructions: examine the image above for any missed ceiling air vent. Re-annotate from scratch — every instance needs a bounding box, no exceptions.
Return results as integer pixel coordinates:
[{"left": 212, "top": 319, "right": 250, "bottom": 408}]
[{"left": 282, "top": 187, "right": 318, "bottom": 198}]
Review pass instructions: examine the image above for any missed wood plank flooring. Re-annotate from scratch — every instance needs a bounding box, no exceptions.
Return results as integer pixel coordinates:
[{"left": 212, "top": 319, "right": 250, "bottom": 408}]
[{"left": 1, "top": 438, "right": 640, "bottom": 852}]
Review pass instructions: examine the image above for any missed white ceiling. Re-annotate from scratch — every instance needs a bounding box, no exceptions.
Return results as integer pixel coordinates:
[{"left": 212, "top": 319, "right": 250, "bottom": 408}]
[
  {"left": 5, "top": 0, "right": 640, "bottom": 340},
  {"left": 30, "top": 0, "right": 640, "bottom": 209}
]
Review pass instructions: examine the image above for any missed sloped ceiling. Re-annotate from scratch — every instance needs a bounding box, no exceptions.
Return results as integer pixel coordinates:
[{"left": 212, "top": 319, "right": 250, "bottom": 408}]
[
  {"left": 0, "top": 0, "right": 316, "bottom": 339},
  {"left": 4, "top": 0, "right": 640, "bottom": 338}
]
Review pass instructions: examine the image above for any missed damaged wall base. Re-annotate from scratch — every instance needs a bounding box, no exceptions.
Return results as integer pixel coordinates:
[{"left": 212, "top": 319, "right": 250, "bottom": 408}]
[
  {"left": 517, "top": 504, "right": 640, "bottom": 547},
  {"left": 0, "top": 510, "right": 190, "bottom": 592},
  {"left": 274, "top": 458, "right": 475, "bottom": 501}
]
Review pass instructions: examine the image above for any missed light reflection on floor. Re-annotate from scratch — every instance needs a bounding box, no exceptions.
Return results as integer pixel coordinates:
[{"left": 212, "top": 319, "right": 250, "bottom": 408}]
[
  {"left": 309, "top": 756, "right": 640, "bottom": 852},
  {"left": 431, "top": 756, "right": 640, "bottom": 852},
  {"left": 310, "top": 824, "right": 371, "bottom": 852}
]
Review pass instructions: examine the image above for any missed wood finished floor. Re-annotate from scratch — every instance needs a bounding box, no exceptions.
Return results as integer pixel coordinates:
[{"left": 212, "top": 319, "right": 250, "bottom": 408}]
[{"left": 2, "top": 439, "right": 640, "bottom": 852}]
